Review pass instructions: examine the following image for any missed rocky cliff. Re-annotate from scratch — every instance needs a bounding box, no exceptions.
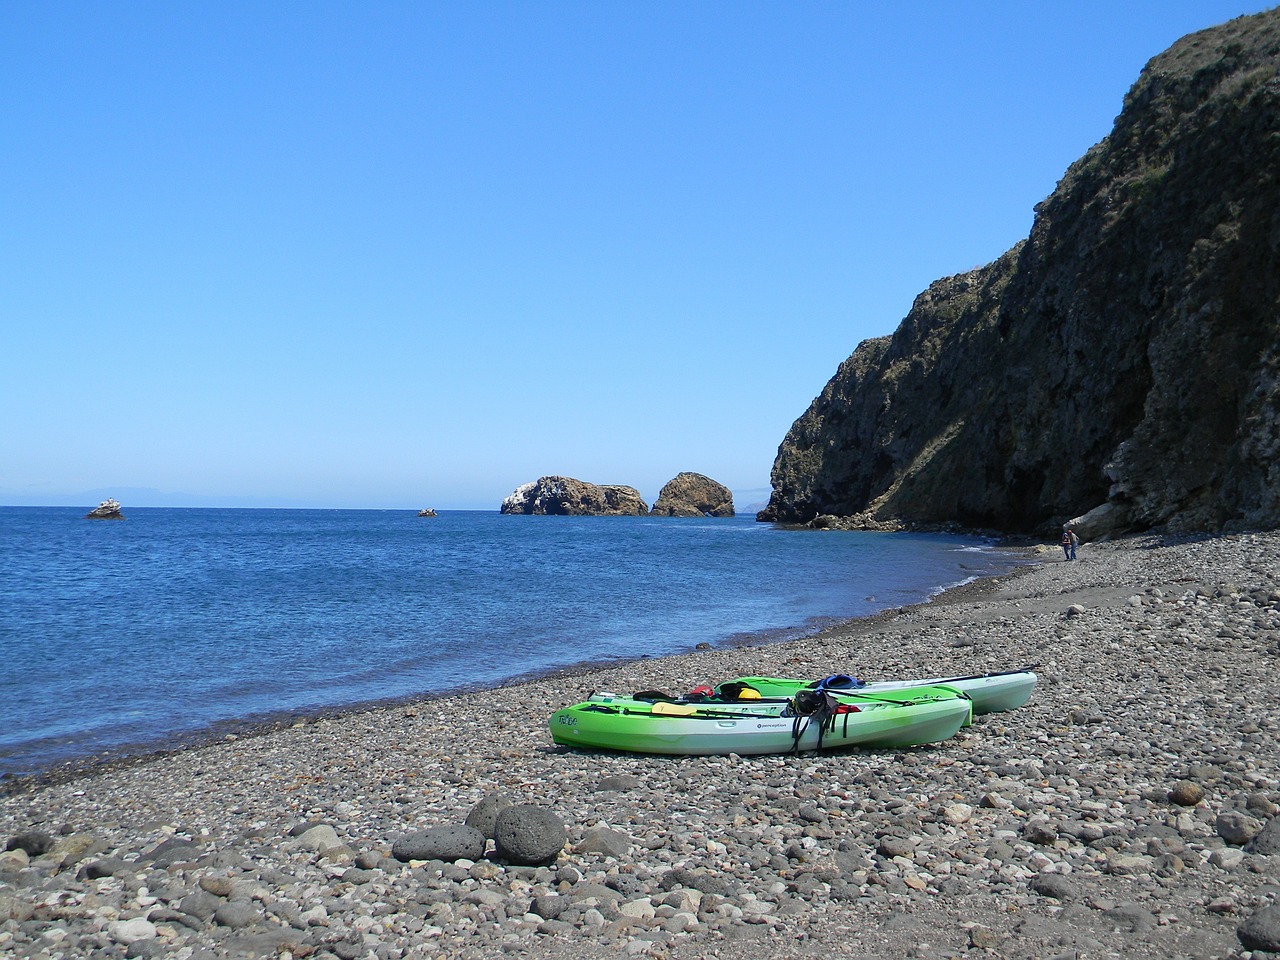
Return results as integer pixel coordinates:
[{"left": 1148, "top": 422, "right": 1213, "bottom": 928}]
[
  {"left": 649, "top": 473, "right": 735, "bottom": 517},
  {"left": 759, "top": 10, "right": 1280, "bottom": 536},
  {"left": 500, "top": 477, "right": 648, "bottom": 516}
]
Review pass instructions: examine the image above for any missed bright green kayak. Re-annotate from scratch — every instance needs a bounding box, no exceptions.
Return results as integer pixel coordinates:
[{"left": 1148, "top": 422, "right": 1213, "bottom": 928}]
[
  {"left": 721, "top": 668, "right": 1037, "bottom": 716},
  {"left": 549, "top": 685, "right": 973, "bottom": 756}
]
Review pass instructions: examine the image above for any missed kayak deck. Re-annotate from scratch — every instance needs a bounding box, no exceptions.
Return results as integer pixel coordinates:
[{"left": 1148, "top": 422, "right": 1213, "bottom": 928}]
[{"left": 724, "top": 668, "right": 1037, "bottom": 715}]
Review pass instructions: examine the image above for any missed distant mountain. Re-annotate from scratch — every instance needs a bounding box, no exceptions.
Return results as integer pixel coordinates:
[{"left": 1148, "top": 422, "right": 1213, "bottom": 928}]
[{"left": 760, "top": 10, "right": 1280, "bottom": 536}]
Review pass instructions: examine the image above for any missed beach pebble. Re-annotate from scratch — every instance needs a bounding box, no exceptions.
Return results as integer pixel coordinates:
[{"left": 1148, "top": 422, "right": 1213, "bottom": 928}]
[
  {"left": 575, "top": 826, "right": 631, "bottom": 858},
  {"left": 1169, "top": 780, "right": 1206, "bottom": 805},
  {"left": 1217, "top": 811, "right": 1264, "bottom": 846},
  {"left": 109, "top": 918, "right": 158, "bottom": 943}
]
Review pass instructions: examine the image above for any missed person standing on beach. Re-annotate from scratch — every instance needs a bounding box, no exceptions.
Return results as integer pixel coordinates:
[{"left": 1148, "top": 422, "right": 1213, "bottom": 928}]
[
  {"left": 1069, "top": 527, "right": 1079, "bottom": 560},
  {"left": 1061, "top": 526, "right": 1073, "bottom": 560}
]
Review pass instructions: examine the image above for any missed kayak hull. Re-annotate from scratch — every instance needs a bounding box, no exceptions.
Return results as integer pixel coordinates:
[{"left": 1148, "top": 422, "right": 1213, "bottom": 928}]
[
  {"left": 549, "top": 688, "right": 972, "bottom": 756},
  {"left": 725, "top": 669, "right": 1037, "bottom": 715}
]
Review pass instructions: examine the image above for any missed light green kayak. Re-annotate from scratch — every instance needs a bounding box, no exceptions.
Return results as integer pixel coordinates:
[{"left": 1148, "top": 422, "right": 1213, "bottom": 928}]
[
  {"left": 721, "top": 668, "right": 1037, "bottom": 716},
  {"left": 549, "top": 685, "right": 973, "bottom": 756}
]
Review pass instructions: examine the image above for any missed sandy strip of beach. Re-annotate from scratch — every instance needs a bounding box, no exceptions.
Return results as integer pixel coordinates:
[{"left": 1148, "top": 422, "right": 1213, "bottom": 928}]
[{"left": 3, "top": 531, "right": 1280, "bottom": 960}]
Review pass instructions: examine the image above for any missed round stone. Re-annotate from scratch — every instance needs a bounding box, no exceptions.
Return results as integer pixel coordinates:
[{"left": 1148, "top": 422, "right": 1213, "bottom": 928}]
[{"left": 493, "top": 805, "right": 567, "bottom": 866}]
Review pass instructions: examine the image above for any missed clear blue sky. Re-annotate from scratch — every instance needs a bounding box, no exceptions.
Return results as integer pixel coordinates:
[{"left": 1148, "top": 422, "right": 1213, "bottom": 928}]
[{"left": 2, "top": 2, "right": 1270, "bottom": 510}]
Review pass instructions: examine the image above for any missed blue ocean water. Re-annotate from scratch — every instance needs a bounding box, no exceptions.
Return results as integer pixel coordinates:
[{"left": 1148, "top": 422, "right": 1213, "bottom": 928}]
[{"left": 0, "top": 507, "right": 1019, "bottom": 777}]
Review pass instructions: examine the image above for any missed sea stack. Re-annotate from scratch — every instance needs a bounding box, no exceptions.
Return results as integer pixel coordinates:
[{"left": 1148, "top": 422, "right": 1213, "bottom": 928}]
[
  {"left": 500, "top": 477, "right": 648, "bottom": 516},
  {"left": 85, "top": 498, "right": 124, "bottom": 520},
  {"left": 650, "top": 473, "right": 735, "bottom": 517}
]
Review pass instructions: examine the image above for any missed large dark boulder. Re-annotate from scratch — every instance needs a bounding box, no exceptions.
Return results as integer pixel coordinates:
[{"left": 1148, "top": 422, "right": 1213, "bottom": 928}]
[
  {"left": 464, "top": 794, "right": 514, "bottom": 839},
  {"left": 1239, "top": 905, "right": 1280, "bottom": 952},
  {"left": 492, "top": 805, "right": 567, "bottom": 866},
  {"left": 500, "top": 476, "right": 648, "bottom": 516},
  {"left": 650, "top": 472, "right": 735, "bottom": 517},
  {"left": 1247, "top": 816, "right": 1280, "bottom": 855},
  {"left": 759, "top": 10, "right": 1280, "bottom": 536},
  {"left": 391, "top": 825, "right": 486, "bottom": 863}
]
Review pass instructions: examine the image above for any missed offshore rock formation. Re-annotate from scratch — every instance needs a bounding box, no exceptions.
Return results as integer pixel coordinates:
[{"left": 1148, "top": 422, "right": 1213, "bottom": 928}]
[
  {"left": 85, "top": 498, "right": 124, "bottom": 520},
  {"left": 500, "top": 477, "right": 648, "bottom": 516},
  {"left": 650, "top": 472, "right": 735, "bottom": 517},
  {"left": 760, "top": 10, "right": 1280, "bottom": 536}
]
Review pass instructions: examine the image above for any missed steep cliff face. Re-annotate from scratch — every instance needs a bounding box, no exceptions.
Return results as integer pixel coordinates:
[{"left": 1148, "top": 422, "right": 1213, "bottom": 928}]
[{"left": 760, "top": 10, "right": 1280, "bottom": 535}]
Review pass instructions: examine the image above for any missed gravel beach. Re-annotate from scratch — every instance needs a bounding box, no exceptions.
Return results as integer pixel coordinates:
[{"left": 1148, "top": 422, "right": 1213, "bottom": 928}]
[{"left": 4, "top": 531, "right": 1280, "bottom": 960}]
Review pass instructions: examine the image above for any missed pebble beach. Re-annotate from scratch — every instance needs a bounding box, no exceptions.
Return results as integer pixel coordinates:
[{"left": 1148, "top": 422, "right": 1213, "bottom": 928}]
[{"left": 3, "top": 531, "right": 1280, "bottom": 960}]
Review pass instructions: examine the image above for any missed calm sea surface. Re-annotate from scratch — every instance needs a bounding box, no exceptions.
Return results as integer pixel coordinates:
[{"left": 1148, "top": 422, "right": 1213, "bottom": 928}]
[{"left": 0, "top": 507, "right": 1021, "bottom": 776}]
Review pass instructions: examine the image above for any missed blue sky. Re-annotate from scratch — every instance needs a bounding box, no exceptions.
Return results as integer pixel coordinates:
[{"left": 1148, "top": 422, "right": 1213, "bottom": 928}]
[{"left": 2, "top": 2, "right": 1270, "bottom": 510}]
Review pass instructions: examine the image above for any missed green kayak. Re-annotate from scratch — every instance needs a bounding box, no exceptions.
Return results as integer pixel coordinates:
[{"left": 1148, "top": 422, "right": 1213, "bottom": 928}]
[
  {"left": 549, "top": 685, "right": 973, "bottom": 756},
  {"left": 720, "top": 668, "right": 1037, "bottom": 716}
]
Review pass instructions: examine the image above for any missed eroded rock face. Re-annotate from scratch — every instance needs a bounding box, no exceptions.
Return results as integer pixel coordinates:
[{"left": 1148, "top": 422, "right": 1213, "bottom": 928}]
[
  {"left": 650, "top": 473, "right": 735, "bottom": 517},
  {"left": 759, "top": 10, "right": 1280, "bottom": 536},
  {"left": 500, "top": 476, "right": 648, "bottom": 516}
]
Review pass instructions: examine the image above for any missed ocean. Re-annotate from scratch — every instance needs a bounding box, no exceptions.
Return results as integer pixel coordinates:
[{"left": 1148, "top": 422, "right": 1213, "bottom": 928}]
[{"left": 0, "top": 507, "right": 1021, "bottom": 777}]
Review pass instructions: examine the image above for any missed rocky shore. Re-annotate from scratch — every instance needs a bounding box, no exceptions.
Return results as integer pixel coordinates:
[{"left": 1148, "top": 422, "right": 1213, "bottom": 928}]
[{"left": 4, "top": 531, "right": 1280, "bottom": 959}]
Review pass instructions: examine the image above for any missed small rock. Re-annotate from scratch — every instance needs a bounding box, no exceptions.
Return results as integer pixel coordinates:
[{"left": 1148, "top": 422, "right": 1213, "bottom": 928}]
[
  {"left": 1217, "top": 810, "right": 1264, "bottom": 846},
  {"left": 941, "top": 803, "right": 974, "bottom": 824},
  {"left": 109, "top": 918, "right": 158, "bottom": 943},
  {"left": 1210, "top": 848, "right": 1246, "bottom": 870},
  {"left": 597, "top": 775, "right": 643, "bottom": 792},
  {"left": 969, "top": 925, "right": 1003, "bottom": 949},
  {"left": 1169, "top": 780, "right": 1205, "bottom": 806},
  {"left": 294, "top": 824, "right": 343, "bottom": 853},
  {"left": 576, "top": 826, "right": 630, "bottom": 858},
  {"left": 1103, "top": 904, "right": 1156, "bottom": 933},
  {"left": 213, "top": 901, "right": 259, "bottom": 929},
  {"left": 1028, "top": 873, "right": 1079, "bottom": 900},
  {"left": 531, "top": 895, "right": 569, "bottom": 920},
  {"left": 1022, "top": 819, "right": 1058, "bottom": 845},
  {"left": 199, "top": 876, "right": 236, "bottom": 898},
  {"left": 877, "top": 835, "right": 916, "bottom": 859}
]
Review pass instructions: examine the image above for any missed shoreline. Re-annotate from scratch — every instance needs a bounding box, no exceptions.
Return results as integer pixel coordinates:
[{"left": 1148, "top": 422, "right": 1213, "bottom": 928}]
[
  {"left": 4, "top": 529, "right": 1278, "bottom": 959},
  {"left": 0, "top": 539, "right": 1032, "bottom": 794}
]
